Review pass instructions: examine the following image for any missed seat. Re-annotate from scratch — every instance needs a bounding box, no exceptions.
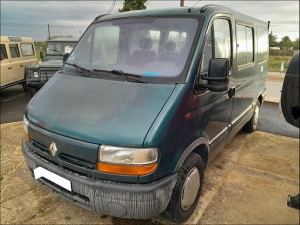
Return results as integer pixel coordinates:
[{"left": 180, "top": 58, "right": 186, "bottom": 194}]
[{"left": 130, "top": 38, "right": 157, "bottom": 67}]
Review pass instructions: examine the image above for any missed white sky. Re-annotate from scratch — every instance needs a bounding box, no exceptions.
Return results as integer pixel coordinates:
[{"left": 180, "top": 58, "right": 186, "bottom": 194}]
[
  {"left": 1, "top": 1, "right": 299, "bottom": 25},
  {"left": 1, "top": 1, "right": 299, "bottom": 40}
]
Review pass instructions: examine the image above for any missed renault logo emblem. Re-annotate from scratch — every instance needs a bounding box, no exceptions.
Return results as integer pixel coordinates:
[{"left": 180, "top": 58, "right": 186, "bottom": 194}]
[{"left": 49, "top": 142, "right": 58, "bottom": 156}]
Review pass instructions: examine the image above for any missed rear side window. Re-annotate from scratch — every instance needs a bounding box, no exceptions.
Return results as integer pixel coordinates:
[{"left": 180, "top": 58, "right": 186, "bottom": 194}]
[
  {"left": 236, "top": 24, "right": 254, "bottom": 66},
  {"left": 0, "top": 44, "right": 8, "bottom": 59},
  {"left": 20, "top": 43, "right": 35, "bottom": 56},
  {"left": 9, "top": 44, "right": 20, "bottom": 58},
  {"left": 257, "top": 26, "right": 268, "bottom": 62}
]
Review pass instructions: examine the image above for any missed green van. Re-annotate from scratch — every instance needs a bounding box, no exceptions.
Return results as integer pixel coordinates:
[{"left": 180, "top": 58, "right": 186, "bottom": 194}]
[{"left": 22, "top": 5, "right": 268, "bottom": 222}]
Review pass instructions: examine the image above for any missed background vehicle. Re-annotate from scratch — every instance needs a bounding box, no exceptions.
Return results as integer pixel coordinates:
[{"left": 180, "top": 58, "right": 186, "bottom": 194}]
[
  {"left": 26, "top": 38, "right": 78, "bottom": 97},
  {"left": 0, "top": 36, "right": 38, "bottom": 92},
  {"left": 22, "top": 5, "right": 268, "bottom": 223}
]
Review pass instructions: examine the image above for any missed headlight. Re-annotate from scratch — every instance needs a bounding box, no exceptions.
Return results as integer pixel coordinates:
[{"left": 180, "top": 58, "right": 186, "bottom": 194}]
[
  {"left": 23, "top": 116, "right": 29, "bottom": 135},
  {"left": 23, "top": 116, "right": 30, "bottom": 142},
  {"left": 27, "top": 69, "right": 39, "bottom": 79},
  {"left": 33, "top": 72, "right": 39, "bottom": 78},
  {"left": 97, "top": 145, "right": 158, "bottom": 175}
]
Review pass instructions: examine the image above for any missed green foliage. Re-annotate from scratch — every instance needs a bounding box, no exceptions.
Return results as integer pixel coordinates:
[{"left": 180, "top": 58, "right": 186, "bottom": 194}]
[
  {"left": 293, "top": 38, "right": 299, "bottom": 50},
  {"left": 49, "top": 35, "right": 73, "bottom": 40},
  {"left": 119, "top": 0, "right": 147, "bottom": 12},
  {"left": 269, "top": 33, "right": 299, "bottom": 50},
  {"left": 268, "top": 55, "right": 291, "bottom": 72},
  {"left": 269, "top": 32, "right": 278, "bottom": 47}
]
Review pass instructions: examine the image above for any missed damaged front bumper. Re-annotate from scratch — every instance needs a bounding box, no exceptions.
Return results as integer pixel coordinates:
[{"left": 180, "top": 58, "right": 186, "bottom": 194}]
[{"left": 21, "top": 139, "right": 177, "bottom": 219}]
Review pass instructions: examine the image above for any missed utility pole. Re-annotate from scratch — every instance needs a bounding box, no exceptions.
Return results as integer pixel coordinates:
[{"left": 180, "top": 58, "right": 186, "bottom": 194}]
[{"left": 180, "top": 0, "right": 184, "bottom": 7}]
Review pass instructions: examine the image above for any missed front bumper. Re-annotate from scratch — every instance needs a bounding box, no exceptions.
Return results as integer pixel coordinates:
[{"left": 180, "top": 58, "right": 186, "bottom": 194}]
[{"left": 22, "top": 139, "right": 177, "bottom": 219}]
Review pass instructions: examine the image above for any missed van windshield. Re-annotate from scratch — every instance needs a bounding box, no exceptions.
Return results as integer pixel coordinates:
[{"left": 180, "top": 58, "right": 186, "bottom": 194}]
[{"left": 66, "top": 17, "right": 199, "bottom": 80}]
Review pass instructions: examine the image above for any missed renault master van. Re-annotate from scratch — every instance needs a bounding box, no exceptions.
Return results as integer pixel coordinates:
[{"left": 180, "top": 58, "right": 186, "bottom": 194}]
[
  {"left": 1, "top": 36, "right": 38, "bottom": 91},
  {"left": 22, "top": 5, "right": 268, "bottom": 223}
]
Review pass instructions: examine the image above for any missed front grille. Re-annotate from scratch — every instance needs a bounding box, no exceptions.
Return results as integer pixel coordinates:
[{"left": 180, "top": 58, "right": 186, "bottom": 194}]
[
  {"left": 28, "top": 139, "right": 97, "bottom": 174},
  {"left": 31, "top": 140, "right": 50, "bottom": 155},
  {"left": 40, "top": 70, "right": 57, "bottom": 81},
  {"left": 59, "top": 153, "right": 96, "bottom": 170}
]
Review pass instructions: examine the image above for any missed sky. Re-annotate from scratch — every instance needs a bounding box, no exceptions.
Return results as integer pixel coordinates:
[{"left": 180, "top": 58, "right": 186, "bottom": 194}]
[
  {"left": 1, "top": 1, "right": 299, "bottom": 25},
  {"left": 1, "top": 1, "right": 299, "bottom": 40}
]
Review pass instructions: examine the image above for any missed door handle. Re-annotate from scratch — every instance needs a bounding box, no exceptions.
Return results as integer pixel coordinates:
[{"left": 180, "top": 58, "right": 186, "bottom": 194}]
[
  {"left": 8, "top": 67, "right": 12, "bottom": 69},
  {"left": 20, "top": 65, "right": 24, "bottom": 67},
  {"left": 228, "top": 87, "right": 235, "bottom": 98}
]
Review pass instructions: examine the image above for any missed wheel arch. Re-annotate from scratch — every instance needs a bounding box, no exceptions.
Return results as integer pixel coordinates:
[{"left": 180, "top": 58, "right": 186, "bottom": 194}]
[{"left": 173, "top": 137, "right": 210, "bottom": 172}]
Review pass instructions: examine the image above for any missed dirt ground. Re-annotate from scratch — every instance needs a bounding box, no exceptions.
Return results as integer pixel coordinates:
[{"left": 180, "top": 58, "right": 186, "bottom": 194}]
[{"left": 1, "top": 122, "right": 299, "bottom": 224}]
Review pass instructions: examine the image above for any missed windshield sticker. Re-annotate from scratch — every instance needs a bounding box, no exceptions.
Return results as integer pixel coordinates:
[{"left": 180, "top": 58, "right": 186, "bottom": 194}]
[{"left": 143, "top": 71, "right": 159, "bottom": 76}]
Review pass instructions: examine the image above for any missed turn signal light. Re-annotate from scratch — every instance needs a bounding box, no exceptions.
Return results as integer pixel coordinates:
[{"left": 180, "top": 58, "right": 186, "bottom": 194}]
[
  {"left": 97, "top": 162, "right": 158, "bottom": 175},
  {"left": 25, "top": 134, "right": 30, "bottom": 142}
]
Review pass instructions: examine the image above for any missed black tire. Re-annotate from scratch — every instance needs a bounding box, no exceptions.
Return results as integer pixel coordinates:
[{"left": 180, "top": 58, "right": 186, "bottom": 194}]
[
  {"left": 162, "top": 153, "right": 204, "bottom": 223},
  {"left": 22, "top": 81, "right": 29, "bottom": 92},
  {"left": 281, "top": 71, "right": 299, "bottom": 128},
  {"left": 29, "top": 88, "right": 38, "bottom": 97},
  {"left": 242, "top": 100, "right": 261, "bottom": 133}
]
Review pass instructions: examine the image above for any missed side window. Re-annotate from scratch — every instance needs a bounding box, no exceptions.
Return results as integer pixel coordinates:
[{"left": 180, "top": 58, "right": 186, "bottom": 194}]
[
  {"left": 20, "top": 43, "right": 34, "bottom": 56},
  {"left": 257, "top": 26, "right": 268, "bottom": 62},
  {"left": 236, "top": 24, "right": 254, "bottom": 66},
  {"left": 201, "top": 18, "right": 232, "bottom": 73},
  {"left": 9, "top": 44, "right": 20, "bottom": 58},
  {"left": 0, "top": 44, "right": 8, "bottom": 60}
]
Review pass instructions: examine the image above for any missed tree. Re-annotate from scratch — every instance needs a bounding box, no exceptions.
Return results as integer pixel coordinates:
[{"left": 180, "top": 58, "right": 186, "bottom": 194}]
[
  {"left": 119, "top": 0, "right": 147, "bottom": 12},
  {"left": 269, "top": 32, "right": 278, "bottom": 47},
  {"left": 293, "top": 38, "right": 299, "bottom": 50},
  {"left": 280, "top": 36, "right": 293, "bottom": 50}
]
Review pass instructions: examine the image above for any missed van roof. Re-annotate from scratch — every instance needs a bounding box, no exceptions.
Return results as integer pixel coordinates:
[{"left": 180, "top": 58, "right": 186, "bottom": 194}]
[
  {"left": 0, "top": 36, "right": 34, "bottom": 43},
  {"left": 94, "top": 4, "right": 266, "bottom": 26}
]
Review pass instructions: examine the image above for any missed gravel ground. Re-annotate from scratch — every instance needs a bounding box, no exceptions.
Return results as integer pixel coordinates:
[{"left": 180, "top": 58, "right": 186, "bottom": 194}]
[{"left": 1, "top": 122, "right": 299, "bottom": 224}]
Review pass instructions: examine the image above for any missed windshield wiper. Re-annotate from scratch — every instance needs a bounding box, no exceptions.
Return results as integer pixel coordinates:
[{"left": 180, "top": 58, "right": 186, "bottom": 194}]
[
  {"left": 93, "top": 69, "right": 147, "bottom": 83},
  {"left": 47, "top": 49, "right": 63, "bottom": 56},
  {"left": 65, "top": 62, "right": 91, "bottom": 77}
]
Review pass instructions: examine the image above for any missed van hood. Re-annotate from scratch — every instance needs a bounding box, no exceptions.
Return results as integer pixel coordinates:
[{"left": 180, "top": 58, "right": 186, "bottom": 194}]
[{"left": 26, "top": 73, "right": 175, "bottom": 146}]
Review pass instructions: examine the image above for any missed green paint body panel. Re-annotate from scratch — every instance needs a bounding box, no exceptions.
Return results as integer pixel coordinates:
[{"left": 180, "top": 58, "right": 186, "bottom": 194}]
[{"left": 22, "top": 4, "right": 268, "bottom": 220}]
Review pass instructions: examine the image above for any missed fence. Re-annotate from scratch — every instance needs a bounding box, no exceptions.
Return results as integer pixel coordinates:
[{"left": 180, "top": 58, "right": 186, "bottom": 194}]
[
  {"left": 268, "top": 21, "right": 299, "bottom": 82},
  {"left": 0, "top": 22, "right": 87, "bottom": 42},
  {"left": 1, "top": 21, "right": 299, "bottom": 82}
]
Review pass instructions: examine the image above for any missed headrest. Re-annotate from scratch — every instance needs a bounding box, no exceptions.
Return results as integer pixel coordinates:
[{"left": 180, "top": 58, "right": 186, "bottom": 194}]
[
  {"left": 164, "top": 41, "right": 176, "bottom": 52},
  {"left": 139, "top": 38, "right": 153, "bottom": 50}
]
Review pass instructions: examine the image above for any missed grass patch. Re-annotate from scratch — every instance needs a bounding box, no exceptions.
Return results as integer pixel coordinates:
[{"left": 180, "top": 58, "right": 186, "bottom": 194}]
[{"left": 268, "top": 55, "right": 292, "bottom": 72}]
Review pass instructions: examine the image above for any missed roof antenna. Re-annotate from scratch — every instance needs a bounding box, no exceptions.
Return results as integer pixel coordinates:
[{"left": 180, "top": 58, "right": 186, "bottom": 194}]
[{"left": 188, "top": 0, "right": 202, "bottom": 13}]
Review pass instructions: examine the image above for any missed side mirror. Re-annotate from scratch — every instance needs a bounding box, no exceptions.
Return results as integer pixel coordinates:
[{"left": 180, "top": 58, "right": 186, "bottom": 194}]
[
  {"left": 40, "top": 52, "right": 44, "bottom": 60},
  {"left": 200, "top": 58, "right": 229, "bottom": 92},
  {"left": 63, "top": 53, "right": 70, "bottom": 63}
]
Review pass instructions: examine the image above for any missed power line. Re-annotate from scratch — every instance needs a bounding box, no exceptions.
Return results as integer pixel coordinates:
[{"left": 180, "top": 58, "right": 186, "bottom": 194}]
[{"left": 107, "top": 0, "right": 117, "bottom": 14}]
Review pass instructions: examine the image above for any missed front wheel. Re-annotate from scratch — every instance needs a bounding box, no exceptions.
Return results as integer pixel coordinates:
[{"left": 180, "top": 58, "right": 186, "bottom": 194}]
[
  {"left": 162, "top": 153, "right": 204, "bottom": 223},
  {"left": 242, "top": 100, "right": 261, "bottom": 133}
]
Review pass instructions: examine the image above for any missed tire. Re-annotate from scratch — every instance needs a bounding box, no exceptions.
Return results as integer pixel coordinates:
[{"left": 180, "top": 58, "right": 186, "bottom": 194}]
[
  {"left": 281, "top": 73, "right": 299, "bottom": 128},
  {"left": 242, "top": 100, "right": 260, "bottom": 133},
  {"left": 162, "top": 152, "right": 204, "bottom": 223},
  {"left": 22, "top": 81, "right": 29, "bottom": 92},
  {"left": 29, "top": 88, "right": 38, "bottom": 97}
]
